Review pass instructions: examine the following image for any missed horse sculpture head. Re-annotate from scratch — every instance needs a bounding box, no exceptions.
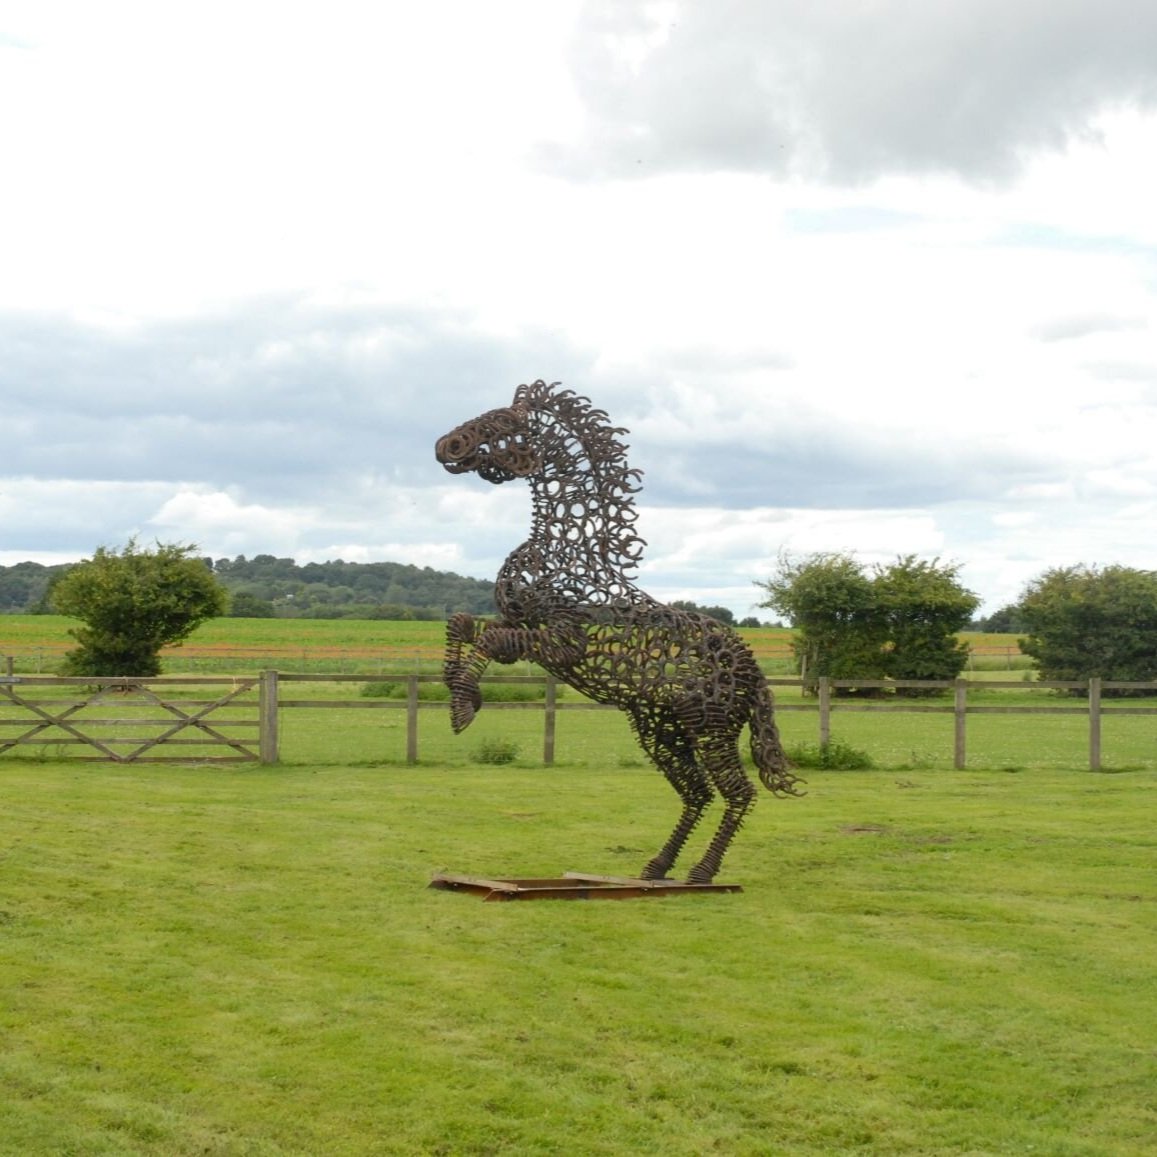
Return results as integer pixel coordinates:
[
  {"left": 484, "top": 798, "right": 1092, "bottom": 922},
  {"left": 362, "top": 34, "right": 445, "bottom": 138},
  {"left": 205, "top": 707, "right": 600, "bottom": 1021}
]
[{"left": 434, "top": 389, "right": 543, "bottom": 484}]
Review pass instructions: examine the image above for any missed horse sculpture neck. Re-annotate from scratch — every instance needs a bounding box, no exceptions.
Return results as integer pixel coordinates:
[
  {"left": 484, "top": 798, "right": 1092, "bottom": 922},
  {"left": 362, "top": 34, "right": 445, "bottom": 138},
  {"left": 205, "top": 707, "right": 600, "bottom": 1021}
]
[{"left": 498, "top": 381, "right": 652, "bottom": 621}]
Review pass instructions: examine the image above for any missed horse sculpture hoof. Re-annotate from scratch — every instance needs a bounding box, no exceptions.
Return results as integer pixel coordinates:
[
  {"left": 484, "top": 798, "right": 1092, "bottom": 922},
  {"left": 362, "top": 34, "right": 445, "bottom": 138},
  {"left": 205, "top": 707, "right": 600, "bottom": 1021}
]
[{"left": 450, "top": 689, "right": 481, "bottom": 734}]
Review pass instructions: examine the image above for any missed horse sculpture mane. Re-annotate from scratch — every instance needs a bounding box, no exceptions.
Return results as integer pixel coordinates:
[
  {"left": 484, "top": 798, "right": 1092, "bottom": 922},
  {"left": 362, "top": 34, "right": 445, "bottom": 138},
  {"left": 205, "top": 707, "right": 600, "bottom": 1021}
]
[{"left": 435, "top": 380, "right": 799, "bottom": 883}]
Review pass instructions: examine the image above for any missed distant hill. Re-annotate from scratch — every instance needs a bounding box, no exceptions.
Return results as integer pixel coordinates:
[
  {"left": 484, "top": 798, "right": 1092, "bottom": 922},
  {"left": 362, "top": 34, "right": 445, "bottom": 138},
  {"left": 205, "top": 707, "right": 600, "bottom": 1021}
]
[
  {"left": 0, "top": 562, "right": 59, "bottom": 614},
  {"left": 0, "top": 555, "right": 495, "bottom": 620}
]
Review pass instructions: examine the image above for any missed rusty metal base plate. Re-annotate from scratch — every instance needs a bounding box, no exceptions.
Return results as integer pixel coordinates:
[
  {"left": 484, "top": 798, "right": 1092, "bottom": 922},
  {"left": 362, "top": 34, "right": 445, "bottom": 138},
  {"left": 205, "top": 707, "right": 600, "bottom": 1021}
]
[{"left": 428, "top": 871, "right": 743, "bottom": 901}]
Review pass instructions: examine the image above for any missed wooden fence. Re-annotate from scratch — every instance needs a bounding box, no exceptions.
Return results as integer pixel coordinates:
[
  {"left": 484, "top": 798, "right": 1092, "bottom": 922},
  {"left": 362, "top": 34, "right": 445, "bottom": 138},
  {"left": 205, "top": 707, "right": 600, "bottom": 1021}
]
[{"left": 3, "top": 670, "right": 1155, "bottom": 769}]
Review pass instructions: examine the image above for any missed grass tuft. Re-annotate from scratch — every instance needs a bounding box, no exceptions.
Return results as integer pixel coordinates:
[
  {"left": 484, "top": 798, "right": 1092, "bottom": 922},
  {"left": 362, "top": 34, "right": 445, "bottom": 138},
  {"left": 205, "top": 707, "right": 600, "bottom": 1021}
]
[
  {"left": 471, "top": 738, "right": 521, "bottom": 764},
  {"left": 785, "top": 737, "right": 875, "bottom": 770}
]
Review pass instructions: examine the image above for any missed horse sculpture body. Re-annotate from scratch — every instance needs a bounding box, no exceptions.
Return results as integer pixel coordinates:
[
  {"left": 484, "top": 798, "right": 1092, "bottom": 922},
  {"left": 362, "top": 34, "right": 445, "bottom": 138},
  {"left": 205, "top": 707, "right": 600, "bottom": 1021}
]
[{"left": 434, "top": 380, "right": 799, "bottom": 883}]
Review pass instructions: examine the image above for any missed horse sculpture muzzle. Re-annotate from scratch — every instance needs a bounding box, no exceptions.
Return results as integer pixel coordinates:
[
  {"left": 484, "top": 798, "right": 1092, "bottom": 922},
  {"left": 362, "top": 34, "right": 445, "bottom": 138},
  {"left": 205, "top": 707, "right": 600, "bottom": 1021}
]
[
  {"left": 434, "top": 428, "right": 481, "bottom": 474},
  {"left": 434, "top": 405, "right": 540, "bottom": 483}
]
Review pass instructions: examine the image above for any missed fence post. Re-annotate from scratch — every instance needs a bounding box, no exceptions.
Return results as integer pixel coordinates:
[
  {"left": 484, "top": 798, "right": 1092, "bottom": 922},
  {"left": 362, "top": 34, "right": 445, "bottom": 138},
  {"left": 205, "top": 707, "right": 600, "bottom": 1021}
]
[
  {"left": 543, "top": 676, "right": 557, "bottom": 766},
  {"left": 818, "top": 677, "right": 831, "bottom": 747},
  {"left": 1088, "top": 677, "right": 1102, "bottom": 771},
  {"left": 259, "top": 670, "right": 279, "bottom": 763},
  {"left": 406, "top": 675, "right": 419, "bottom": 765},
  {"left": 954, "top": 678, "right": 967, "bottom": 769}
]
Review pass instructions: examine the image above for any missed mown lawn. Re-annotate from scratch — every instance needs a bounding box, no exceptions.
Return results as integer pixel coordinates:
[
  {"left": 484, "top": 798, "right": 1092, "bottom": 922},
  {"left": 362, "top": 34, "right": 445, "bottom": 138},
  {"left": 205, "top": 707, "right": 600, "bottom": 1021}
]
[{"left": 2, "top": 759, "right": 1154, "bottom": 1155}]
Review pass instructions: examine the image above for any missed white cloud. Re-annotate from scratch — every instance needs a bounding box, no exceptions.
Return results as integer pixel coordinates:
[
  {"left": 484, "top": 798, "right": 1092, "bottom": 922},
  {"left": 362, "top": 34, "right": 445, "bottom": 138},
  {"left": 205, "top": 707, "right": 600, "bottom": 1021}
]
[
  {"left": 548, "top": 1, "right": 1157, "bottom": 184},
  {"left": 147, "top": 488, "right": 317, "bottom": 555},
  {"left": 0, "top": 478, "right": 177, "bottom": 552},
  {"left": 3, "top": 1, "right": 1157, "bottom": 624},
  {"left": 992, "top": 512, "right": 1038, "bottom": 529}
]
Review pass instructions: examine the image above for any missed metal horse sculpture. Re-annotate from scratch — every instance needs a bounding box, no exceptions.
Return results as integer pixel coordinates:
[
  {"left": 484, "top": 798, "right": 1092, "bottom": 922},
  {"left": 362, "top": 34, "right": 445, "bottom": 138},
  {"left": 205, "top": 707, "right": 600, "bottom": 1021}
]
[{"left": 435, "top": 380, "right": 799, "bottom": 883}]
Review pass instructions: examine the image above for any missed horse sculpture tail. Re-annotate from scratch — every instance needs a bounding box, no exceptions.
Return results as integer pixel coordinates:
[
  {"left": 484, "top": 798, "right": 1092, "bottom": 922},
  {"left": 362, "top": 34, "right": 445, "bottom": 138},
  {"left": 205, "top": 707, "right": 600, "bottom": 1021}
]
[{"left": 750, "top": 679, "right": 803, "bottom": 797}]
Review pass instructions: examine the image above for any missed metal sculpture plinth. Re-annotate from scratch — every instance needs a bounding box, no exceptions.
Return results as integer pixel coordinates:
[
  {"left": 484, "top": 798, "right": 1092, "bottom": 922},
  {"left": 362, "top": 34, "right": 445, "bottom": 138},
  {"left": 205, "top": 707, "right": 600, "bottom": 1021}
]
[
  {"left": 435, "top": 380, "right": 801, "bottom": 886},
  {"left": 429, "top": 872, "right": 742, "bottom": 902}
]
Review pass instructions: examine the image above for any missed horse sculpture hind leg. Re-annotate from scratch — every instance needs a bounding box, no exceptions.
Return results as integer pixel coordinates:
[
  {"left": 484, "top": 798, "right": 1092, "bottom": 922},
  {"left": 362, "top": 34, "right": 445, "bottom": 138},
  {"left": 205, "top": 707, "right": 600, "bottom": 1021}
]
[
  {"left": 683, "top": 728, "right": 757, "bottom": 884},
  {"left": 627, "top": 695, "right": 758, "bottom": 883},
  {"left": 628, "top": 708, "right": 715, "bottom": 880}
]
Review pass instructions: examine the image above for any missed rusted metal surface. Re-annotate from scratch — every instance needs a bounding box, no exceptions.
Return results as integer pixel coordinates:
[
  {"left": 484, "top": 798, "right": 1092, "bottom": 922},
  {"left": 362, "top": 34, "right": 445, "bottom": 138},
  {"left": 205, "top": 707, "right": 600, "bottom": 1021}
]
[
  {"left": 435, "top": 380, "right": 801, "bottom": 884},
  {"left": 428, "top": 872, "right": 743, "bottom": 901}
]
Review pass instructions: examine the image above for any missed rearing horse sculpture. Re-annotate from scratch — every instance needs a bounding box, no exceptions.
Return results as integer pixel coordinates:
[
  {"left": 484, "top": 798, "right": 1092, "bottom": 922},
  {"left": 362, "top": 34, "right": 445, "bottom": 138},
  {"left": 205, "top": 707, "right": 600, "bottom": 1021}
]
[{"left": 435, "top": 380, "right": 799, "bottom": 883}]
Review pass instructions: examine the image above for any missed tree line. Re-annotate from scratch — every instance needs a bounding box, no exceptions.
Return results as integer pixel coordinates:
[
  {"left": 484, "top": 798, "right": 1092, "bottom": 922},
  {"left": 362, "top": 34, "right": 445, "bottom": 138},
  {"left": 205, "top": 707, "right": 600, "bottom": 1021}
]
[{"left": 0, "top": 553, "right": 495, "bottom": 619}]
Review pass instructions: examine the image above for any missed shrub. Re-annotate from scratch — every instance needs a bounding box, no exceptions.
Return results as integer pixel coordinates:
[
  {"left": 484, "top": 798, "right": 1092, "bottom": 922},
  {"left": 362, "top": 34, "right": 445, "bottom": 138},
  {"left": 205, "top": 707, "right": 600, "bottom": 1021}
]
[
  {"left": 359, "top": 681, "right": 449, "bottom": 701},
  {"left": 471, "top": 738, "right": 521, "bottom": 765},
  {"left": 52, "top": 540, "right": 227, "bottom": 677},
  {"left": 784, "top": 738, "right": 875, "bottom": 770},
  {"left": 481, "top": 683, "right": 546, "bottom": 702},
  {"left": 360, "top": 681, "right": 400, "bottom": 698},
  {"left": 756, "top": 552, "right": 979, "bottom": 694},
  {"left": 1017, "top": 564, "right": 1157, "bottom": 695}
]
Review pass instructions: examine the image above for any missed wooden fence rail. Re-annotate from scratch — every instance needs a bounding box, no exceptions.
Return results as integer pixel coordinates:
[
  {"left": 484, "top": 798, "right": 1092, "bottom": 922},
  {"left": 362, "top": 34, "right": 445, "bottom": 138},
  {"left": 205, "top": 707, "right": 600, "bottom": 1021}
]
[{"left": 3, "top": 670, "right": 1155, "bottom": 769}]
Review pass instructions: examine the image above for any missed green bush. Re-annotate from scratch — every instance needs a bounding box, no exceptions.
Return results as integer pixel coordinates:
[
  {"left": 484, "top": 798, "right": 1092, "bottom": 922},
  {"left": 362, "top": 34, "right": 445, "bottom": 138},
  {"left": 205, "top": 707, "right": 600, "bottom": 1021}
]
[
  {"left": 359, "top": 681, "right": 449, "bottom": 700},
  {"left": 360, "top": 680, "right": 549, "bottom": 702},
  {"left": 756, "top": 552, "right": 979, "bottom": 693},
  {"left": 785, "top": 738, "right": 875, "bottom": 770},
  {"left": 1017, "top": 564, "right": 1157, "bottom": 694},
  {"left": 360, "top": 681, "right": 400, "bottom": 698},
  {"left": 52, "top": 540, "right": 228, "bottom": 677},
  {"left": 471, "top": 738, "right": 521, "bottom": 765},
  {"left": 481, "top": 683, "right": 546, "bottom": 702}
]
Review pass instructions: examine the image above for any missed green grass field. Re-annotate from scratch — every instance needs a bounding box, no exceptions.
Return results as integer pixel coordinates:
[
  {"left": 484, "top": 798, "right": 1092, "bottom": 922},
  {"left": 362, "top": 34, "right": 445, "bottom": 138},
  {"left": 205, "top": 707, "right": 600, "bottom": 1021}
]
[
  {"left": 3, "top": 616, "right": 1155, "bottom": 1150},
  {"left": 2, "top": 758, "right": 1154, "bottom": 1155}
]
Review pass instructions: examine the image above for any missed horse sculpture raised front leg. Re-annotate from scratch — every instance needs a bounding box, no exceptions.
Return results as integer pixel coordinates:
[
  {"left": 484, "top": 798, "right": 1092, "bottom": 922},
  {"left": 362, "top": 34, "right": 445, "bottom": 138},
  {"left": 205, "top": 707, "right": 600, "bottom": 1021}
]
[
  {"left": 442, "top": 611, "right": 587, "bottom": 733},
  {"left": 443, "top": 612, "right": 484, "bottom": 734}
]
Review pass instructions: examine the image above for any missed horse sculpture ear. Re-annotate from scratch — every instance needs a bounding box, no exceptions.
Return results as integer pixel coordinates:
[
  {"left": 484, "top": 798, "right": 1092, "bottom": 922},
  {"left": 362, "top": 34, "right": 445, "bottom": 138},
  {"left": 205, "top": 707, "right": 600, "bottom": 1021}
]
[{"left": 504, "top": 388, "right": 539, "bottom": 475}]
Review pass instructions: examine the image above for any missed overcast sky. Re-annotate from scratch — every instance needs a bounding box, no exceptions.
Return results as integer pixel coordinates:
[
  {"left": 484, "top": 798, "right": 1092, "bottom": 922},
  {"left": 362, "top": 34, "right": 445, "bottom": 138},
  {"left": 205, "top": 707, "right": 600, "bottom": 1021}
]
[{"left": 3, "top": 1, "right": 1157, "bottom": 618}]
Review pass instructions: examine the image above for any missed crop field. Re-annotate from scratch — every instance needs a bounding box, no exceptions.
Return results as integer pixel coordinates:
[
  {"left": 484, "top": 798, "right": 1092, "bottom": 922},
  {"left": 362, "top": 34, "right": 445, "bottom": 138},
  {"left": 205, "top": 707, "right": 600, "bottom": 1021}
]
[
  {"left": 2, "top": 753, "right": 1155, "bottom": 1155},
  {"left": 0, "top": 615, "right": 456, "bottom": 675},
  {"left": 0, "top": 615, "right": 1030, "bottom": 676}
]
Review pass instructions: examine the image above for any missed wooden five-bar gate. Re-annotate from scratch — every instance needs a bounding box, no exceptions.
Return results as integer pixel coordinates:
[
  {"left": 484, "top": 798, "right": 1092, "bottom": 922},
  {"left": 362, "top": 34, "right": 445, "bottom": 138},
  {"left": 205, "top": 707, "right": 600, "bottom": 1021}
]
[{"left": 0, "top": 674, "right": 275, "bottom": 764}]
